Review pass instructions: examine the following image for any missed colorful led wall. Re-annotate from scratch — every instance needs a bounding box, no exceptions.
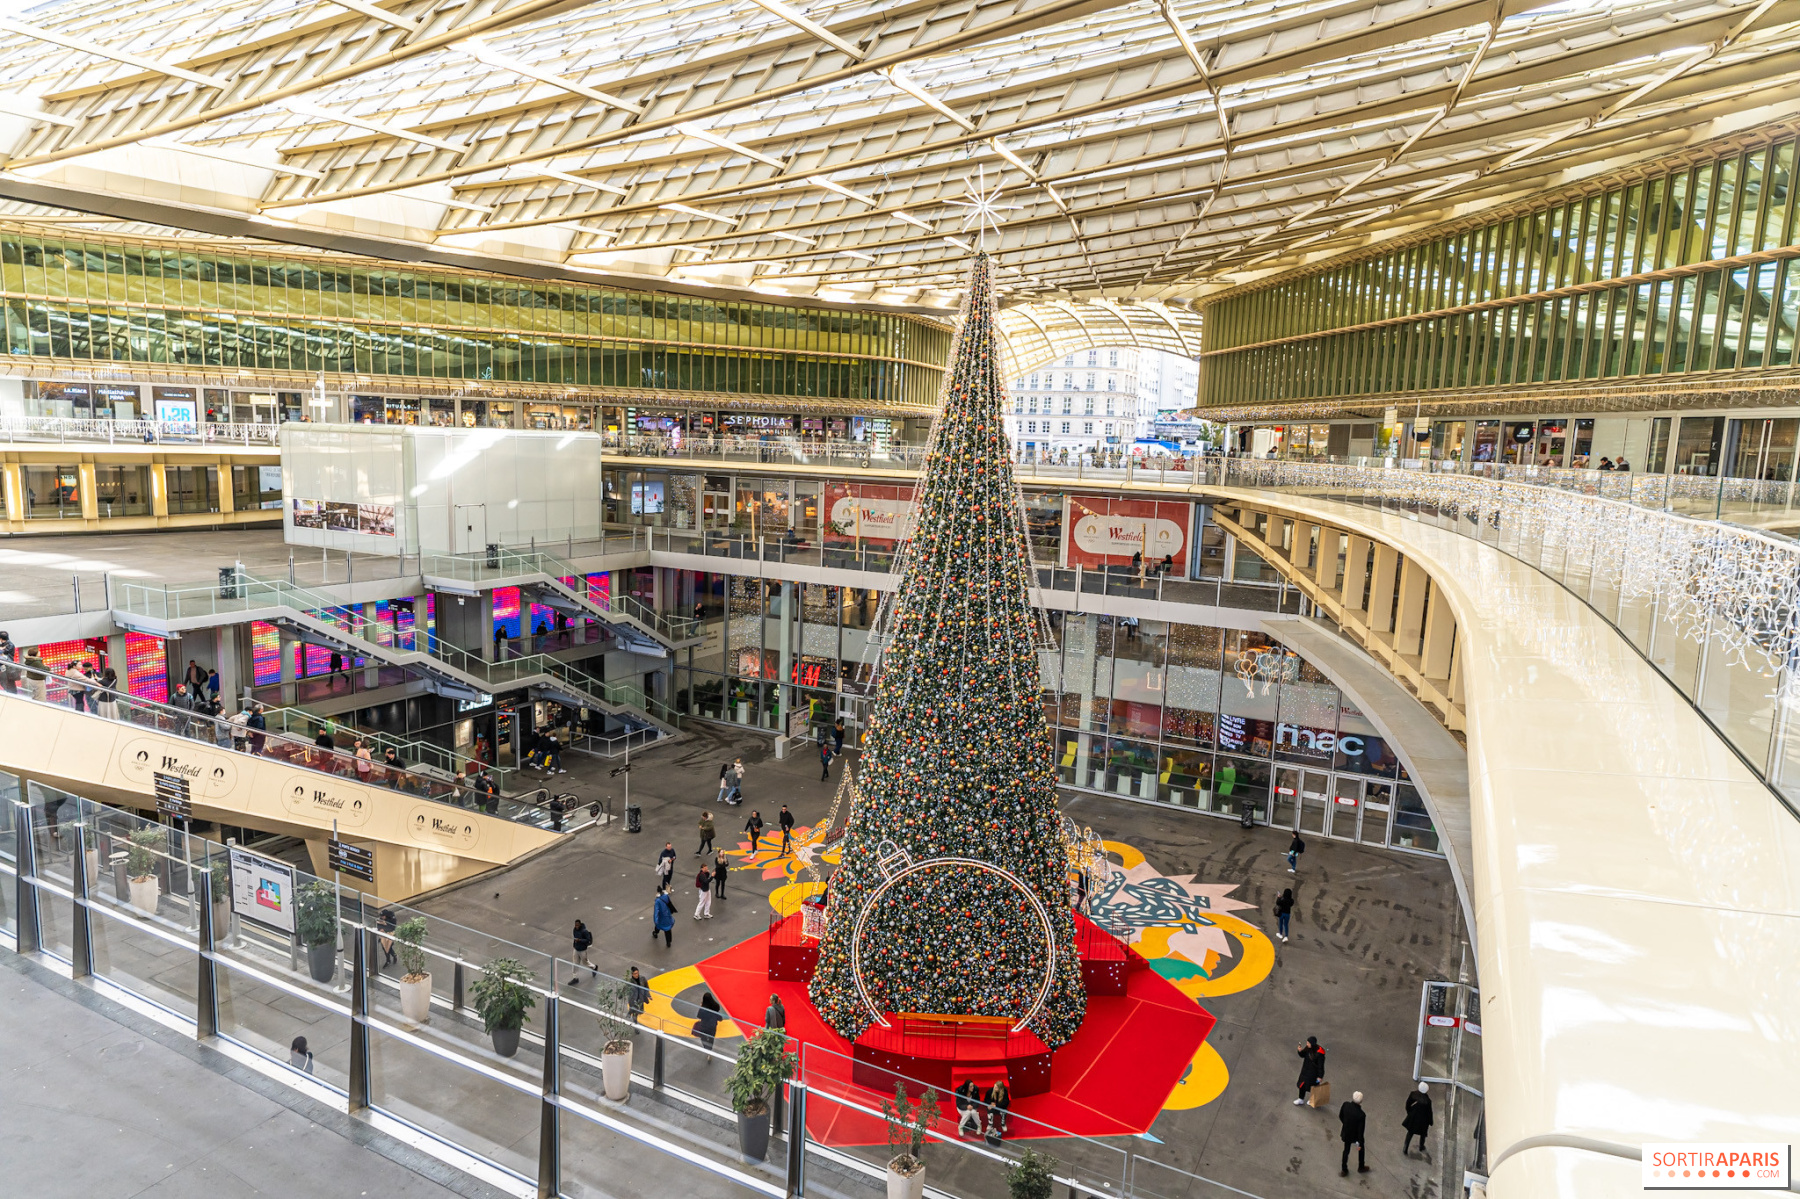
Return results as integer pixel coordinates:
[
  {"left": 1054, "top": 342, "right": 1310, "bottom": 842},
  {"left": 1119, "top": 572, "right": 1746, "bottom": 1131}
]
[
  {"left": 125, "top": 632, "right": 167, "bottom": 701},
  {"left": 492, "top": 586, "right": 521, "bottom": 639},
  {"left": 251, "top": 621, "right": 281, "bottom": 685}
]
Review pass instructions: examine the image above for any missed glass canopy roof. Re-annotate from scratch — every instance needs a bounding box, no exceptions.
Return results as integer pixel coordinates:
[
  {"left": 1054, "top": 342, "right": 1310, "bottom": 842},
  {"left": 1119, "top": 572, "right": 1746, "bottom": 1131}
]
[{"left": 0, "top": 0, "right": 1793, "bottom": 316}]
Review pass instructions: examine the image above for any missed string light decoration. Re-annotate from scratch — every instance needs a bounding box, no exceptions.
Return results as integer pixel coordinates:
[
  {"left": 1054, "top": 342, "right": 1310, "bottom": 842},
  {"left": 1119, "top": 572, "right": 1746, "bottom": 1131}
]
[{"left": 808, "top": 252, "right": 1088, "bottom": 1047}]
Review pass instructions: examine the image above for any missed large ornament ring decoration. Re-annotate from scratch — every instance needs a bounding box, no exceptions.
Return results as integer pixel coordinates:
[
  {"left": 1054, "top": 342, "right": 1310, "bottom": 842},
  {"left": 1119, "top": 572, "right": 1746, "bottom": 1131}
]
[{"left": 849, "top": 842, "right": 1058, "bottom": 1033}]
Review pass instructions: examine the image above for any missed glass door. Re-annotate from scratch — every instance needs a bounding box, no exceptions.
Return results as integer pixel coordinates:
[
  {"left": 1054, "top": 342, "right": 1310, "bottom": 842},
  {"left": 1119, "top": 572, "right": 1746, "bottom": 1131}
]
[
  {"left": 1360, "top": 781, "right": 1394, "bottom": 847},
  {"left": 1327, "top": 776, "right": 1365, "bottom": 840},
  {"left": 1299, "top": 769, "right": 1334, "bottom": 836},
  {"left": 1272, "top": 767, "right": 1302, "bottom": 830}
]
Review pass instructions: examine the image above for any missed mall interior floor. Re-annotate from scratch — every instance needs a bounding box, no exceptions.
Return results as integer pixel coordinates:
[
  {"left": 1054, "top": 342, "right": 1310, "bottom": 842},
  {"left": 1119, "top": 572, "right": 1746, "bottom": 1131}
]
[
  {"left": 0, "top": 527, "right": 400, "bottom": 619},
  {"left": 424, "top": 721, "right": 1465, "bottom": 1199},
  {"left": 0, "top": 949, "right": 506, "bottom": 1199}
]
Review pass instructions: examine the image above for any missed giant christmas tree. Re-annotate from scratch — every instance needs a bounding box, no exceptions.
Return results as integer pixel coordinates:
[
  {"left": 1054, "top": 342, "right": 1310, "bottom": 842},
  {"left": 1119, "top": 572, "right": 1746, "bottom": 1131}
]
[{"left": 808, "top": 253, "right": 1087, "bottom": 1047}]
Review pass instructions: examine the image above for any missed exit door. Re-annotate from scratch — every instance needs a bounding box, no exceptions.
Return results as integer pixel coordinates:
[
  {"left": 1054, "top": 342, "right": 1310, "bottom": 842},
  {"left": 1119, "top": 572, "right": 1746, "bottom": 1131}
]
[
  {"left": 454, "top": 504, "right": 487, "bottom": 555},
  {"left": 1274, "top": 767, "right": 1332, "bottom": 834}
]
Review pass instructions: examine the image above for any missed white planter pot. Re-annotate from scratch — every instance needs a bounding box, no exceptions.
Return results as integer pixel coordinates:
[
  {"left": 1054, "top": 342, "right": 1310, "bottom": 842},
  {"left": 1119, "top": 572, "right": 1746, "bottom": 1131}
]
[
  {"left": 399, "top": 974, "right": 433, "bottom": 1024},
  {"left": 601, "top": 1045, "right": 632, "bottom": 1101},
  {"left": 127, "top": 876, "right": 160, "bottom": 917},
  {"left": 885, "top": 1162, "right": 925, "bottom": 1199}
]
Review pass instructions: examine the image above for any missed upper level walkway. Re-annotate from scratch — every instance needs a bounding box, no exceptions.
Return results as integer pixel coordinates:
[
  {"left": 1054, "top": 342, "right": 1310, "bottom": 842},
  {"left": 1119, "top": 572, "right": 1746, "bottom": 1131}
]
[{"left": 1197, "top": 473, "right": 1800, "bottom": 1198}]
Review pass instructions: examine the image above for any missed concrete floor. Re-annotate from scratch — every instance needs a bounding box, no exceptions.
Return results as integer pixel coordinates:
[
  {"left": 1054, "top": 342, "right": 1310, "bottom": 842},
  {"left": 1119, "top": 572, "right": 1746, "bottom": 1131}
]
[
  {"left": 0, "top": 951, "right": 505, "bottom": 1199},
  {"left": 0, "top": 528, "right": 402, "bottom": 619},
  {"left": 420, "top": 721, "right": 1464, "bottom": 1199}
]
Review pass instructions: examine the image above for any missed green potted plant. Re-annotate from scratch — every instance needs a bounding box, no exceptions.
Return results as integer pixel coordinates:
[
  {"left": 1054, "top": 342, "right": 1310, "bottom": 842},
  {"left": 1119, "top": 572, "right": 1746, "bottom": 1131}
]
[
  {"left": 1007, "top": 1147, "right": 1056, "bottom": 1199},
  {"left": 207, "top": 857, "right": 232, "bottom": 938},
  {"left": 725, "top": 1026, "right": 798, "bottom": 1162},
  {"left": 125, "top": 826, "right": 163, "bottom": 917},
  {"left": 395, "top": 917, "right": 431, "bottom": 1023},
  {"left": 594, "top": 978, "right": 637, "bottom": 1101},
  {"left": 881, "top": 1080, "right": 940, "bottom": 1199},
  {"left": 471, "top": 957, "right": 536, "bottom": 1057},
  {"left": 294, "top": 880, "right": 338, "bottom": 983}
]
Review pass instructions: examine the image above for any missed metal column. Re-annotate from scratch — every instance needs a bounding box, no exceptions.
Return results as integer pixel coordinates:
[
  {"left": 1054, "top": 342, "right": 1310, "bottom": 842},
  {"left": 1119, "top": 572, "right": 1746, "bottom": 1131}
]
[
  {"left": 13, "top": 800, "right": 39, "bottom": 954},
  {"left": 70, "top": 819, "right": 93, "bottom": 978},
  {"left": 348, "top": 926, "right": 371, "bottom": 1110},
  {"left": 785, "top": 1082, "right": 808, "bottom": 1197},
  {"left": 537, "top": 994, "right": 562, "bottom": 1199},
  {"left": 196, "top": 866, "right": 219, "bottom": 1039}
]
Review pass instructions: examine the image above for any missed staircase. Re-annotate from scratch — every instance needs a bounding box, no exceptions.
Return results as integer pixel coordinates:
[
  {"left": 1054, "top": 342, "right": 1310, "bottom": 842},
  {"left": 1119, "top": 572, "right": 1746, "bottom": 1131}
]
[
  {"left": 420, "top": 547, "right": 702, "bottom": 654},
  {"left": 112, "top": 571, "right": 683, "bottom": 737}
]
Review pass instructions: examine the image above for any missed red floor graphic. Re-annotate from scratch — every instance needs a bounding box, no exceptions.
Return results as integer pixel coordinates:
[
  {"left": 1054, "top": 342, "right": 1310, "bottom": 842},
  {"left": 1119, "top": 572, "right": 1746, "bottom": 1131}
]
[{"left": 690, "top": 918, "right": 1216, "bottom": 1145}]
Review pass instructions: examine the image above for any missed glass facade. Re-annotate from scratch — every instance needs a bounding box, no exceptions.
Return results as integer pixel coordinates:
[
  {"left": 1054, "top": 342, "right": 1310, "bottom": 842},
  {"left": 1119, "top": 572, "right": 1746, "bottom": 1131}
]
[
  {"left": 0, "top": 229, "right": 950, "bottom": 404},
  {"left": 1202, "top": 134, "right": 1800, "bottom": 403}
]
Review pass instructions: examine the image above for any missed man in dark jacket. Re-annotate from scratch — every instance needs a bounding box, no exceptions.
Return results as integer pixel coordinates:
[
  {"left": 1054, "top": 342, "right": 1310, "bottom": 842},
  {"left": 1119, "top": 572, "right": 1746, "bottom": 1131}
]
[
  {"left": 744, "top": 810, "right": 765, "bottom": 855},
  {"left": 777, "top": 804, "right": 796, "bottom": 854},
  {"left": 627, "top": 966, "right": 649, "bottom": 1024},
  {"left": 570, "top": 920, "right": 594, "bottom": 983},
  {"left": 1403, "top": 1082, "right": 1434, "bottom": 1156},
  {"left": 1294, "top": 1036, "right": 1326, "bottom": 1104},
  {"left": 1339, "top": 1091, "right": 1369, "bottom": 1175}
]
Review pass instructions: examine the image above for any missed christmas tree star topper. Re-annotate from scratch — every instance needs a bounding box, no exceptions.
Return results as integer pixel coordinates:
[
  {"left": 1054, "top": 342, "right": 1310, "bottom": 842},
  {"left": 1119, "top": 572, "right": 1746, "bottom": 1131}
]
[{"left": 944, "top": 165, "right": 1021, "bottom": 251}]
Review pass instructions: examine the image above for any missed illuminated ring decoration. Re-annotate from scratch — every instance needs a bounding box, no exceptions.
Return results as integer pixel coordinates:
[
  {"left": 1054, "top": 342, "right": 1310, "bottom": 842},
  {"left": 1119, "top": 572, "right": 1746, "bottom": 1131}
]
[{"left": 848, "top": 855, "right": 1058, "bottom": 1034}]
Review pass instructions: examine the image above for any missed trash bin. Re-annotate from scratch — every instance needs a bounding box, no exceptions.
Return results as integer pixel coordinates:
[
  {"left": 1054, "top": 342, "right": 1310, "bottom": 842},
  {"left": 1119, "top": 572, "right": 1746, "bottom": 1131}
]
[
  {"left": 486, "top": 543, "right": 501, "bottom": 569},
  {"left": 1238, "top": 798, "right": 1256, "bottom": 829},
  {"left": 625, "top": 803, "right": 642, "bottom": 834}
]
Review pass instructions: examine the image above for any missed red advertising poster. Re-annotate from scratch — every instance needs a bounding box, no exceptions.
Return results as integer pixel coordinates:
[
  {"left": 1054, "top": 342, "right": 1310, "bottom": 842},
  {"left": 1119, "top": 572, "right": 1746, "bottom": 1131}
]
[
  {"left": 1064, "top": 496, "right": 1192, "bottom": 570},
  {"left": 823, "top": 481, "right": 916, "bottom": 546}
]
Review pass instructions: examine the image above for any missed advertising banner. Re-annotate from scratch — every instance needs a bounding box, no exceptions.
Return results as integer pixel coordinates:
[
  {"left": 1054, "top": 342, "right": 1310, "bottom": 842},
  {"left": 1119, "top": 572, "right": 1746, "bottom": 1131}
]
[
  {"left": 1064, "top": 496, "right": 1192, "bottom": 571},
  {"left": 230, "top": 848, "right": 295, "bottom": 935},
  {"left": 823, "top": 482, "right": 916, "bottom": 546}
]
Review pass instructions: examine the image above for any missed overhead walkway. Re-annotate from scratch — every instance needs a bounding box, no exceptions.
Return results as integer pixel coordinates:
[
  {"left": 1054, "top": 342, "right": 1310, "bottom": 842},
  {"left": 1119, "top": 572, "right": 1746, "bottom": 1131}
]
[
  {"left": 111, "top": 571, "right": 683, "bottom": 737},
  {"left": 0, "top": 679, "right": 561, "bottom": 901},
  {"left": 1199, "top": 471, "right": 1800, "bottom": 1198}
]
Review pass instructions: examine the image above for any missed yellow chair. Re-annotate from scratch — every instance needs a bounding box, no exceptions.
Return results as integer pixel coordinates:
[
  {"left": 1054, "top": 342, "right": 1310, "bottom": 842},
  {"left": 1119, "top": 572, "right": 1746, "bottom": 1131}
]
[{"left": 1059, "top": 743, "right": 1077, "bottom": 769}]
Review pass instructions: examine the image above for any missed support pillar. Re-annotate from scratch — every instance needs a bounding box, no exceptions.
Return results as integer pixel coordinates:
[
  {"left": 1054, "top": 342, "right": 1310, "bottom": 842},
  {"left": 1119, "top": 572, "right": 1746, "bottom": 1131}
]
[
  {"left": 278, "top": 630, "right": 298, "bottom": 706},
  {"left": 537, "top": 994, "right": 562, "bottom": 1199},
  {"left": 1342, "top": 536, "right": 1371, "bottom": 612},
  {"left": 360, "top": 603, "right": 380, "bottom": 688},
  {"left": 1421, "top": 582, "right": 1457, "bottom": 680},
  {"left": 1366, "top": 544, "right": 1400, "bottom": 634},
  {"left": 214, "top": 624, "right": 242, "bottom": 715},
  {"left": 196, "top": 863, "right": 219, "bottom": 1039},
  {"left": 785, "top": 1083, "right": 808, "bottom": 1198},
  {"left": 77, "top": 460, "right": 99, "bottom": 521},
  {"left": 13, "top": 800, "right": 40, "bottom": 953},
  {"left": 1314, "top": 528, "right": 1342, "bottom": 591},
  {"left": 70, "top": 819, "right": 93, "bottom": 978},
  {"left": 1289, "top": 521, "right": 1315, "bottom": 569},
  {"left": 150, "top": 460, "right": 170, "bottom": 518},
  {"left": 1, "top": 461, "right": 23, "bottom": 522},
  {"left": 1394, "top": 558, "right": 1429, "bottom": 655},
  {"left": 777, "top": 581, "right": 794, "bottom": 731},
  {"left": 349, "top": 924, "right": 371, "bottom": 1111}
]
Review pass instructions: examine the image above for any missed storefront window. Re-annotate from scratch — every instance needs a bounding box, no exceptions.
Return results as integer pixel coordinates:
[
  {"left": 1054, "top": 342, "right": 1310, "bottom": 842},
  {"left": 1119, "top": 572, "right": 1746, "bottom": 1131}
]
[
  {"left": 95, "top": 466, "right": 151, "bottom": 517},
  {"left": 166, "top": 465, "right": 219, "bottom": 514},
  {"left": 23, "top": 464, "right": 80, "bottom": 518},
  {"left": 1391, "top": 785, "right": 1440, "bottom": 852}
]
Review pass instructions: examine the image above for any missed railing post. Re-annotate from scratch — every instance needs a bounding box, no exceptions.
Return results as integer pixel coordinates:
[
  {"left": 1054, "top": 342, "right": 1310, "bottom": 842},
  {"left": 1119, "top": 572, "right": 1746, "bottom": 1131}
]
[
  {"left": 785, "top": 1082, "right": 808, "bottom": 1197},
  {"left": 196, "top": 864, "right": 219, "bottom": 1039},
  {"left": 537, "top": 993, "right": 562, "bottom": 1199},
  {"left": 348, "top": 924, "right": 371, "bottom": 1111},
  {"left": 70, "top": 817, "right": 93, "bottom": 978},
  {"left": 13, "top": 800, "right": 40, "bottom": 954},
  {"left": 652, "top": 1032, "right": 665, "bottom": 1089},
  {"left": 452, "top": 954, "right": 465, "bottom": 1011}
]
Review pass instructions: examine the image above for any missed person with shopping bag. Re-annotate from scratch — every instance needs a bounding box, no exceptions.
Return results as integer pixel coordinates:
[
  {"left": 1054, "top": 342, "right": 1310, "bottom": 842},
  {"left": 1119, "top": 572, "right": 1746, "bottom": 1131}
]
[{"left": 1295, "top": 1036, "right": 1328, "bottom": 1106}]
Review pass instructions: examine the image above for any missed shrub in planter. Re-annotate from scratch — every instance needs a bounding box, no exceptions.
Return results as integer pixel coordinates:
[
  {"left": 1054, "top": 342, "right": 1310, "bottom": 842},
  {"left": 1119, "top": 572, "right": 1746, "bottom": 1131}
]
[
  {"left": 725, "top": 1026, "right": 798, "bottom": 1162},
  {"left": 1007, "top": 1147, "right": 1056, "bottom": 1199},
  {"left": 125, "top": 827, "right": 163, "bottom": 917},
  {"left": 395, "top": 917, "right": 432, "bottom": 1023},
  {"left": 880, "top": 1080, "right": 940, "bottom": 1199},
  {"left": 594, "top": 978, "right": 637, "bottom": 1101},
  {"left": 471, "top": 957, "right": 536, "bottom": 1057},
  {"left": 295, "top": 881, "right": 339, "bottom": 983}
]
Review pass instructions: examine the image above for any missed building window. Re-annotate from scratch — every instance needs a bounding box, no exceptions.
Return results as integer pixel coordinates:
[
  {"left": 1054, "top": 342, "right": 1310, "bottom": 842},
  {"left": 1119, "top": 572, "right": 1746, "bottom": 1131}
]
[
  {"left": 1084, "top": 398, "right": 1095, "bottom": 414},
  {"left": 1062, "top": 398, "right": 1072, "bottom": 414},
  {"left": 22, "top": 464, "right": 80, "bottom": 519},
  {"left": 96, "top": 465, "right": 152, "bottom": 517},
  {"left": 1085, "top": 373, "right": 1096, "bottom": 389},
  {"left": 1083, "top": 422, "right": 1094, "bottom": 435},
  {"left": 1086, "top": 350, "right": 1098, "bottom": 366},
  {"left": 1105, "top": 422, "right": 1114, "bottom": 437},
  {"left": 1063, "top": 356, "right": 1074, "bottom": 366},
  {"left": 165, "top": 466, "right": 220, "bottom": 515},
  {"left": 1109, "top": 350, "right": 1120, "bottom": 366},
  {"left": 1028, "top": 374, "right": 1038, "bottom": 388},
  {"left": 1062, "top": 421, "right": 1071, "bottom": 433},
  {"left": 1107, "top": 376, "right": 1117, "bottom": 390},
  {"left": 1106, "top": 398, "right": 1116, "bottom": 415}
]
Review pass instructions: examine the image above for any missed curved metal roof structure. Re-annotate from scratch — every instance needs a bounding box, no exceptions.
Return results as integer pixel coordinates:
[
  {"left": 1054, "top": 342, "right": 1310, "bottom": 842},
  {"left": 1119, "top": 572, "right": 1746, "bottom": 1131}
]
[{"left": 0, "top": 0, "right": 1796, "bottom": 310}]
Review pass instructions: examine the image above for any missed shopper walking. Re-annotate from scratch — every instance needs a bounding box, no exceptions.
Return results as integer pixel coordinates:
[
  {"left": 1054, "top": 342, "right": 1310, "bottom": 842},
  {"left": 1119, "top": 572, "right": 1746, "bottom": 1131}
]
[
  {"left": 818, "top": 736, "right": 832, "bottom": 781},
  {"left": 353, "top": 738, "right": 374, "bottom": 784},
  {"left": 832, "top": 716, "right": 846, "bottom": 754},
  {"left": 184, "top": 658, "right": 207, "bottom": 695},
  {"left": 1287, "top": 832, "right": 1305, "bottom": 874},
  {"left": 651, "top": 887, "right": 675, "bottom": 947},
  {"left": 1294, "top": 1036, "right": 1327, "bottom": 1105},
  {"left": 1338, "top": 1091, "right": 1369, "bottom": 1175},
  {"left": 777, "top": 804, "right": 796, "bottom": 854},
  {"left": 715, "top": 762, "right": 734, "bottom": 806},
  {"left": 713, "top": 853, "right": 729, "bottom": 900},
  {"left": 1275, "top": 888, "right": 1295, "bottom": 942},
  {"left": 694, "top": 863, "right": 714, "bottom": 919},
  {"left": 764, "top": 993, "right": 786, "bottom": 1032},
  {"left": 627, "top": 966, "right": 649, "bottom": 1024},
  {"left": 571, "top": 920, "right": 595, "bottom": 982},
  {"left": 693, "top": 991, "right": 722, "bottom": 1051},
  {"left": 656, "top": 841, "right": 677, "bottom": 890},
  {"left": 0, "top": 630, "right": 16, "bottom": 695},
  {"left": 730, "top": 756, "right": 745, "bottom": 803},
  {"left": 1403, "top": 1083, "right": 1434, "bottom": 1157},
  {"left": 246, "top": 702, "right": 267, "bottom": 754},
  {"left": 66, "top": 662, "right": 90, "bottom": 712},
  {"left": 696, "top": 811, "right": 715, "bottom": 856},
  {"left": 744, "top": 810, "right": 765, "bottom": 856},
  {"left": 95, "top": 665, "right": 119, "bottom": 720}
]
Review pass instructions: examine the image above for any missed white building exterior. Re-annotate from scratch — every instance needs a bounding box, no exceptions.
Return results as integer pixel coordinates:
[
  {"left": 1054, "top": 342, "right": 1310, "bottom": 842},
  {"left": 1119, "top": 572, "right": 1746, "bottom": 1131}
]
[
  {"left": 1004, "top": 347, "right": 1146, "bottom": 461},
  {"left": 1136, "top": 351, "right": 1200, "bottom": 422}
]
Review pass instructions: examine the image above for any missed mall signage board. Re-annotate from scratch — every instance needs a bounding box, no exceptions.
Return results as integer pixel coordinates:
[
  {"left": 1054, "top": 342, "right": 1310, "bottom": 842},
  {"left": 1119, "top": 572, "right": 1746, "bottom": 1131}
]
[
  {"left": 1063, "top": 496, "right": 1191, "bottom": 571},
  {"left": 229, "top": 848, "right": 295, "bottom": 936}
]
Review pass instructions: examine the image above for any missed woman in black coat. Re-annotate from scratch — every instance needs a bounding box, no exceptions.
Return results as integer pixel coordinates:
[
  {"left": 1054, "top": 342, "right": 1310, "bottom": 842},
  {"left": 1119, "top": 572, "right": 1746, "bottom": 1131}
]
[
  {"left": 1294, "top": 1036, "right": 1326, "bottom": 1104},
  {"left": 1403, "top": 1082, "right": 1434, "bottom": 1155},
  {"left": 693, "top": 991, "right": 722, "bottom": 1052}
]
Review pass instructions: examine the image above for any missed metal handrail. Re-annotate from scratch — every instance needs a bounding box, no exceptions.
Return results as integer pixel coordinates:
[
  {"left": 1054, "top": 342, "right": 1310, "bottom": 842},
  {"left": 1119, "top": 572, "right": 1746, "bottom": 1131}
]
[{"left": 0, "top": 415, "right": 281, "bottom": 446}]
